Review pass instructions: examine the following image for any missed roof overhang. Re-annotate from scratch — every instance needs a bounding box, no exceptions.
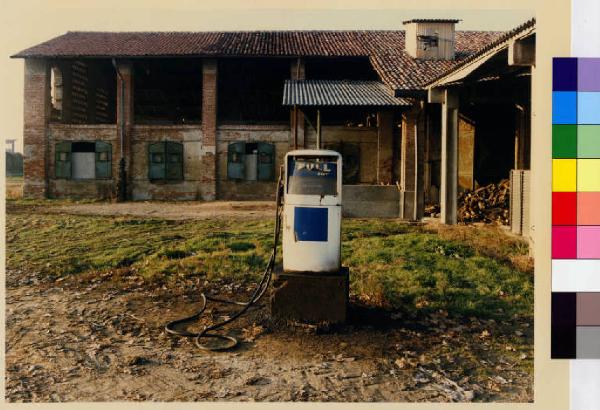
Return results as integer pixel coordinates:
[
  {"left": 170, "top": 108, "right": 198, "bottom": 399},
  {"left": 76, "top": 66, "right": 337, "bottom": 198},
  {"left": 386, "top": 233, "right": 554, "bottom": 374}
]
[
  {"left": 282, "top": 80, "right": 412, "bottom": 107},
  {"left": 426, "top": 19, "right": 535, "bottom": 89}
]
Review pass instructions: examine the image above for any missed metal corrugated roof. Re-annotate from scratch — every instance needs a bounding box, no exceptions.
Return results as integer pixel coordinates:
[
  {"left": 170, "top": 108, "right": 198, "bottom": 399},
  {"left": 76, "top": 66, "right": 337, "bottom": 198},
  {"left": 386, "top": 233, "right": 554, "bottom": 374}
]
[{"left": 282, "top": 80, "right": 412, "bottom": 106}]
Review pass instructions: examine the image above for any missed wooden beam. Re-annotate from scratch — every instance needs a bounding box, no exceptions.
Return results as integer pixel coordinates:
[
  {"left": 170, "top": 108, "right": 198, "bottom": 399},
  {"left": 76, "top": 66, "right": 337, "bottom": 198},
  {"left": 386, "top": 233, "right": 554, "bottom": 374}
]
[{"left": 428, "top": 87, "right": 445, "bottom": 104}]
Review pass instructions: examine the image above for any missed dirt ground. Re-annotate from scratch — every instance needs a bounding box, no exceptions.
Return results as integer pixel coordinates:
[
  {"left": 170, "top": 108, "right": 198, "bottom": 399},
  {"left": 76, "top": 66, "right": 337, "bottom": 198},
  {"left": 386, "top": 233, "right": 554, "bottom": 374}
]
[{"left": 5, "top": 201, "right": 533, "bottom": 402}]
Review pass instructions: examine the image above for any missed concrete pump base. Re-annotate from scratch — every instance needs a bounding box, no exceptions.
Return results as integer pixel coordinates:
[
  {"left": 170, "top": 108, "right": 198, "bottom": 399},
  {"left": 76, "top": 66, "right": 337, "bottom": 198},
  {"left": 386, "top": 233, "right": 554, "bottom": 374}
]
[{"left": 269, "top": 267, "right": 349, "bottom": 324}]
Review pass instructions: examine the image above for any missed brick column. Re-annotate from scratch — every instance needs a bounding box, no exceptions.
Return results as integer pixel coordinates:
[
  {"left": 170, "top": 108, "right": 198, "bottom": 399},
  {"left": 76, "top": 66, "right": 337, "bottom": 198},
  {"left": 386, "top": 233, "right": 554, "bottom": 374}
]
[
  {"left": 116, "top": 61, "right": 134, "bottom": 198},
  {"left": 201, "top": 59, "right": 218, "bottom": 200},
  {"left": 377, "top": 110, "right": 394, "bottom": 184},
  {"left": 399, "top": 105, "right": 425, "bottom": 220},
  {"left": 23, "top": 59, "right": 50, "bottom": 198},
  {"left": 290, "top": 58, "right": 305, "bottom": 149}
]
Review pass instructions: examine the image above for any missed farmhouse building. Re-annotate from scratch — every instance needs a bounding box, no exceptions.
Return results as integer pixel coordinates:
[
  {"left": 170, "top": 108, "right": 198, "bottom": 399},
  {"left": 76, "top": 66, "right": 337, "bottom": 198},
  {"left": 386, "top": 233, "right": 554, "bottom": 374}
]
[{"left": 12, "top": 18, "right": 535, "bottom": 224}]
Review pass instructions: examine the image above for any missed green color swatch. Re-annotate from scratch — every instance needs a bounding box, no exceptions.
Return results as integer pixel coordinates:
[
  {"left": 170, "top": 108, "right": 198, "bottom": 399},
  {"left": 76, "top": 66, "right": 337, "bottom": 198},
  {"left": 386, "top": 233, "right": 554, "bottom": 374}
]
[{"left": 553, "top": 124, "right": 577, "bottom": 158}]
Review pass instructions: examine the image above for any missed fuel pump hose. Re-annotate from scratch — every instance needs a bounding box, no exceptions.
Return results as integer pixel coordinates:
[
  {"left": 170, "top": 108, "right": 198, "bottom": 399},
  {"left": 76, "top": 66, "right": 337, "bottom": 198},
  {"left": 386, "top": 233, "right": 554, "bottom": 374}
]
[{"left": 164, "top": 172, "right": 284, "bottom": 351}]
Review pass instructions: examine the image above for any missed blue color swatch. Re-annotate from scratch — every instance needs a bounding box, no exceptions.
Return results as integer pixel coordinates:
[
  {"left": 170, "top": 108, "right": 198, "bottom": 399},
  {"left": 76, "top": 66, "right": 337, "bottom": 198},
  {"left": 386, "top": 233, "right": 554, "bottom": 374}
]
[{"left": 553, "top": 91, "right": 578, "bottom": 124}]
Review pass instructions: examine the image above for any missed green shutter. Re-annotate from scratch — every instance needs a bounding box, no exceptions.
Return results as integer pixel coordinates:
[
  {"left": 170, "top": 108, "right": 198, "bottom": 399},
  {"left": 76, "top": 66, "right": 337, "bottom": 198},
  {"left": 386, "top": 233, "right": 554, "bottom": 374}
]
[
  {"left": 148, "top": 142, "right": 166, "bottom": 180},
  {"left": 227, "top": 142, "right": 246, "bottom": 180},
  {"left": 55, "top": 141, "right": 72, "bottom": 179},
  {"left": 166, "top": 142, "right": 183, "bottom": 181},
  {"left": 95, "top": 141, "right": 112, "bottom": 179},
  {"left": 257, "top": 142, "right": 275, "bottom": 181}
]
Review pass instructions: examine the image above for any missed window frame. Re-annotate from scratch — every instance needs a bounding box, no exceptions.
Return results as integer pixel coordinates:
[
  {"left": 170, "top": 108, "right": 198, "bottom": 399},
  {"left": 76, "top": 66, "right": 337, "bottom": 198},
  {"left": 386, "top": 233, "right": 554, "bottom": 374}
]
[
  {"left": 54, "top": 140, "right": 113, "bottom": 180},
  {"left": 148, "top": 141, "right": 184, "bottom": 182}
]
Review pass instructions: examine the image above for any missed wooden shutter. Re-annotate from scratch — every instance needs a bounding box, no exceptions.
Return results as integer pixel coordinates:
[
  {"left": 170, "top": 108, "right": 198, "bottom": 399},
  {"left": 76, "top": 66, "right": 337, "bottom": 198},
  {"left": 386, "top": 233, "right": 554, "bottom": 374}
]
[
  {"left": 166, "top": 142, "right": 183, "bottom": 181},
  {"left": 95, "top": 141, "right": 112, "bottom": 179},
  {"left": 148, "top": 142, "right": 166, "bottom": 180},
  {"left": 257, "top": 142, "right": 275, "bottom": 181},
  {"left": 55, "top": 141, "right": 72, "bottom": 179},
  {"left": 227, "top": 142, "right": 246, "bottom": 180}
]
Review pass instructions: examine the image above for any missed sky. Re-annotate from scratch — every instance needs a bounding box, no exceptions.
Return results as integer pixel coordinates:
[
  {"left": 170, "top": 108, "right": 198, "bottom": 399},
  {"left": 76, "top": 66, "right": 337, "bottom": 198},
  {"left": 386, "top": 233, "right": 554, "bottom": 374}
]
[{"left": 0, "top": 1, "right": 534, "bottom": 153}]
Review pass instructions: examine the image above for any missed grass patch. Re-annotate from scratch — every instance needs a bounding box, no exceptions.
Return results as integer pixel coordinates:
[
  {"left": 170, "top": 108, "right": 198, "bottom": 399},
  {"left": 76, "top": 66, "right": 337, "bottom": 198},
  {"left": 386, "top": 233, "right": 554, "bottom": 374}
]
[{"left": 6, "top": 205, "right": 532, "bottom": 322}]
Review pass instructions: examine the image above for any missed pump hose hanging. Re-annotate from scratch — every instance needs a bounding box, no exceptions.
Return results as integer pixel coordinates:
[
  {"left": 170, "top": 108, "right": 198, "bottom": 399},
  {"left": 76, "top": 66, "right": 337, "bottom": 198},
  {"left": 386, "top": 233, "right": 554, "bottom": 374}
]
[{"left": 164, "top": 171, "right": 284, "bottom": 351}]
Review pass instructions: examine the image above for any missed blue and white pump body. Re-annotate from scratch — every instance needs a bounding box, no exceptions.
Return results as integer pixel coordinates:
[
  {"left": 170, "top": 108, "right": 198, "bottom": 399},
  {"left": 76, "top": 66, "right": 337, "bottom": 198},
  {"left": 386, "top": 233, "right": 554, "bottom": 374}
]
[{"left": 282, "top": 149, "right": 342, "bottom": 273}]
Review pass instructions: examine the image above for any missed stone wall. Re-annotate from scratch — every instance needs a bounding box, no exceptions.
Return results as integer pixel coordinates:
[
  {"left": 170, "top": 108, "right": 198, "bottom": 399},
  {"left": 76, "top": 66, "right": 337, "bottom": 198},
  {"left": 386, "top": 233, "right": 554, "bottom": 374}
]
[{"left": 342, "top": 185, "right": 400, "bottom": 218}]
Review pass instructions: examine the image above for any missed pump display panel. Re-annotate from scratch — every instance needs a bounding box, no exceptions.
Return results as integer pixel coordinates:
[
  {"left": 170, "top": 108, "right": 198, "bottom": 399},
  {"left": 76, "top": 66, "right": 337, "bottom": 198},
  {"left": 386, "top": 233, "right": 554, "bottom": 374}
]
[{"left": 286, "top": 156, "right": 338, "bottom": 196}]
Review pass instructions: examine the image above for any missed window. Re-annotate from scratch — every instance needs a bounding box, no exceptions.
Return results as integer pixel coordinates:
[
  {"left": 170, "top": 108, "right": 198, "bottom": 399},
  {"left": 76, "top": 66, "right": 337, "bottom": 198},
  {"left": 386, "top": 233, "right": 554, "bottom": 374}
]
[
  {"left": 227, "top": 142, "right": 275, "bottom": 181},
  {"left": 218, "top": 59, "right": 289, "bottom": 124},
  {"left": 148, "top": 141, "right": 184, "bottom": 181},
  {"left": 418, "top": 34, "right": 439, "bottom": 50},
  {"left": 50, "top": 60, "right": 117, "bottom": 125},
  {"left": 134, "top": 59, "right": 202, "bottom": 124},
  {"left": 55, "top": 141, "right": 112, "bottom": 179},
  {"left": 287, "top": 155, "right": 338, "bottom": 196}
]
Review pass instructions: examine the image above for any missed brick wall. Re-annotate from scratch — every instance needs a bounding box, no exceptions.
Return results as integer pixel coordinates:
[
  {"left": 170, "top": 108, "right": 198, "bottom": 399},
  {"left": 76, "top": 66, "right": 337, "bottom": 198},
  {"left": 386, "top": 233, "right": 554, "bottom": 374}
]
[
  {"left": 23, "top": 59, "right": 50, "bottom": 198},
  {"left": 306, "top": 125, "right": 379, "bottom": 184},
  {"left": 217, "top": 124, "right": 290, "bottom": 200},
  {"left": 48, "top": 124, "right": 117, "bottom": 199},
  {"left": 377, "top": 110, "right": 394, "bottom": 184},
  {"left": 115, "top": 62, "right": 134, "bottom": 198},
  {"left": 130, "top": 125, "right": 204, "bottom": 200}
]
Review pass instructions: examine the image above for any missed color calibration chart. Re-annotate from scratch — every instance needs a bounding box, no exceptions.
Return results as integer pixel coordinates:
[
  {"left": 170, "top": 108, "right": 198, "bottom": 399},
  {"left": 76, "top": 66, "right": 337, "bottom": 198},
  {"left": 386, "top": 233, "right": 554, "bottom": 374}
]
[{"left": 552, "top": 57, "right": 600, "bottom": 359}]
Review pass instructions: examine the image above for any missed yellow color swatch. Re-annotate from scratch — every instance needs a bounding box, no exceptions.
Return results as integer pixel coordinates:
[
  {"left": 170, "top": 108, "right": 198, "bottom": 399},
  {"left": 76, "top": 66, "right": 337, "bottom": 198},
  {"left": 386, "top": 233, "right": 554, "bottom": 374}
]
[
  {"left": 578, "top": 159, "right": 600, "bottom": 191},
  {"left": 553, "top": 159, "right": 577, "bottom": 192}
]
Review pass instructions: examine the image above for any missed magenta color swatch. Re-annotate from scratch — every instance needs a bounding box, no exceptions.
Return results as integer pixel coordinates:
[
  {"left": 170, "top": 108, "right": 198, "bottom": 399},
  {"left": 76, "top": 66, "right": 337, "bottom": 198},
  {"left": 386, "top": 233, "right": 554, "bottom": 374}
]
[
  {"left": 553, "top": 226, "right": 578, "bottom": 259},
  {"left": 578, "top": 58, "right": 600, "bottom": 92},
  {"left": 577, "top": 226, "right": 600, "bottom": 258}
]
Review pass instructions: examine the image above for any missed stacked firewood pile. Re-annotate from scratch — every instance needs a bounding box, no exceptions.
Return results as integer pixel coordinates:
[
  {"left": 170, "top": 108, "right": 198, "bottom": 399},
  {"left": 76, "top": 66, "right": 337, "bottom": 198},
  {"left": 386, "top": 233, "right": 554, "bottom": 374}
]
[
  {"left": 424, "top": 204, "right": 441, "bottom": 218},
  {"left": 457, "top": 179, "right": 510, "bottom": 225}
]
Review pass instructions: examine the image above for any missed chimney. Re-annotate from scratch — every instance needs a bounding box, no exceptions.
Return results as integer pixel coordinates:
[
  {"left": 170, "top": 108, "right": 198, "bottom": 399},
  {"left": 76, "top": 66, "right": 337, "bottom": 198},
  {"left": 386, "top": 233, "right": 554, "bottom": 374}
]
[{"left": 403, "top": 19, "right": 460, "bottom": 60}]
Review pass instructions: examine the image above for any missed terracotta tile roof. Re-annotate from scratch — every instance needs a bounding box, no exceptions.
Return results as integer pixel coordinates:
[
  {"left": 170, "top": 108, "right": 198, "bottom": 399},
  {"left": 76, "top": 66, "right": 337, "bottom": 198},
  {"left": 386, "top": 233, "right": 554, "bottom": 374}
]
[{"left": 12, "top": 28, "right": 511, "bottom": 90}]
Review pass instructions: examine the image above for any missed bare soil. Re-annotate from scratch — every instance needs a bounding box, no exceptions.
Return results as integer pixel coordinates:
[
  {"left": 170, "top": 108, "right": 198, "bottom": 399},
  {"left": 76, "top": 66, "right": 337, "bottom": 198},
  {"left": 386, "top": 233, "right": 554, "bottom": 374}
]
[
  {"left": 6, "top": 270, "right": 532, "bottom": 402},
  {"left": 5, "top": 200, "right": 533, "bottom": 402}
]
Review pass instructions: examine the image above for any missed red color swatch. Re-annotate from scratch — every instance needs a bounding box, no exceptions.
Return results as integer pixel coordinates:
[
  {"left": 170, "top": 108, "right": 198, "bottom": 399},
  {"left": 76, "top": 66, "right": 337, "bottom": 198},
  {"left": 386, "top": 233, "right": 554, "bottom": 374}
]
[
  {"left": 552, "top": 226, "right": 577, "bottom": 259},
  {"left": 553, "top": 192, "right": 577, "bottom": 225}
]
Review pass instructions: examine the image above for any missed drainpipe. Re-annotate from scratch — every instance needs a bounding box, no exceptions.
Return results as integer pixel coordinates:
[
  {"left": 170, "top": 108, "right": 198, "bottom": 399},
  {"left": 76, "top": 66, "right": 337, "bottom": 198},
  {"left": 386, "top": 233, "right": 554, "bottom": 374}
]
[{"left": 112, "top": 58, "right": 127, "bottom": 202}]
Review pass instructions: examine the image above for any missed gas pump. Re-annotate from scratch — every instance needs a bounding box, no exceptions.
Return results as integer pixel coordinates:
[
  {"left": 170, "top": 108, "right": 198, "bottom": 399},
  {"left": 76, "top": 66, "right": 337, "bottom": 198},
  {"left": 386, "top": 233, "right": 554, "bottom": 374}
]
[
  {"left": 165, "top": 149, "right": 348, "bottom": 351},
  {"left": 283, "top": 150, "right": 342, "bottom": 272},
  {"left": 270, "top": 149, "right": 349, "bottom": 324}
]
